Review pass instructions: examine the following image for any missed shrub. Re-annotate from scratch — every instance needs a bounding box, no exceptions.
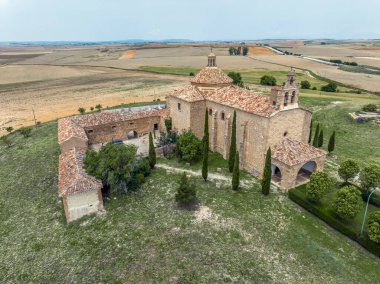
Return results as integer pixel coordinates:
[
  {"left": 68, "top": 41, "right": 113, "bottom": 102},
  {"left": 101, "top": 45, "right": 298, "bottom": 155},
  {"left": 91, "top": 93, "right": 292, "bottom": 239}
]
[
  {"left": 19, "top": 126, "right": 32, "bottom": 138},
  {"left": 90, "top": 107, "right": 94, "bottom": 111},
  {"left": 5, "top": 126, "right": 13, "bottom": 133},
  {"left": 175, "top": 172, "right": 197, "bottom": 206},
  {"left": 301, "top": 80, "right": 311, "bottom": 89},
  {"left": 312, "top": 86, "right": 317, "bottom": 90},
  {"left": 95, "top": 104, "right": 102, "bottom": 111},
  {"left": 78, "top": 107, "right": 86, "bottom": 115},
  {"left": 367, "top": 211, "right": 380, "bottom": 243},
  {"left": 164, "top": 118, "right": 172, "bottom": 135},
  {"left": 360, "top": 164, "right": 380, "bottom": 193},
  {"left": 243, "top": 47, "right": 249, "bottom": 56},
  {"left": 306, "top": 171, "right": 333, "bottom": 202},
  {"left": 189, "top": 72, "right": 195, "bottom": 76},
  {"left": 338, "top": 159, "right": 360, "bottom": 183},
  {"left": 321, "top": 82, "right": 337, "bottom": 92},
  {"left": 260, "top": 75, "right": 276, "bottom": 86},
  {"left": 228, "top": 72, "right": 244, "bottom": 87},
  {"left": 176, "top": 131, "right": 202, "bottom": 162},
  {"left": 362, "top": 104, "right": 377, "bottom": 112},
  {"left": 333, "top": 185, "right": 362, "bottom": 219}
]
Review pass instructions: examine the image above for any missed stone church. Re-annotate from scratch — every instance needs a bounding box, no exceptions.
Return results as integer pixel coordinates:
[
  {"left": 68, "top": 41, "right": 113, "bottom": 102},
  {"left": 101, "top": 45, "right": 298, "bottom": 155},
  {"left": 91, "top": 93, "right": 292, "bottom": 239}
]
[{"left": 167, "top": 52, "right": 326, "bottom": 190}]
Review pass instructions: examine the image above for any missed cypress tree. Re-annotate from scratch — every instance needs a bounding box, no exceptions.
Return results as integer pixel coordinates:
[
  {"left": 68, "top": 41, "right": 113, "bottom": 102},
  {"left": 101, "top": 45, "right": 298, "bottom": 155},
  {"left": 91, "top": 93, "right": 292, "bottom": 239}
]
[
  {"left": 312, "top": 123, "right": 320, "bottom": 147},
  {"left": 328, "top": 131, "right": 335, "bottom": 153},
  {"left": 318, "top": 129, "right": 324, "bottom": 148},
  {"left": 261, "top": 147, "right": 272, "bottom": 195},
  {"left": 202, "top": 108, "right": 209, "bottom": 181},
  {"left": 308, "top": 119, "right": 313, "bottom": 144},
  {"left": 148, "top": 132, "right": 156, "bottom": 169},
  {"left": 232, "top": 151, "right": 240, "bottom": 191},
  {"left": 228, "top": 110, "right": 237, "bottom": 173}
]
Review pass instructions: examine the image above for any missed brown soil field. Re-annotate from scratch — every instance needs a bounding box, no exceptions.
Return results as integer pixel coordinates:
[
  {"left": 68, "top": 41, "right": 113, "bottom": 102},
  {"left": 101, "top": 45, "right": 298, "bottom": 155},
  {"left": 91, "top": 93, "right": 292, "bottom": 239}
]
[
  {"left": 119, "top": 49, "right": 136, "bottom": 60},
  {"left": 0, "top": 67, "right": 186, "bottom": 136},
  {"left": 248, "top": 46, "right": 275, "bottom": 56}
]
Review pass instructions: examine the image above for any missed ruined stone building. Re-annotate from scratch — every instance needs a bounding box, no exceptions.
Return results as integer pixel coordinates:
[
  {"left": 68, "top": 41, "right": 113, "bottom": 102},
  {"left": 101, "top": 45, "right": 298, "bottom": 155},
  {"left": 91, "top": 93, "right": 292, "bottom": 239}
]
[
  {"left": 58, "top": 109, "right": 166, "bottom": 222},
  {"left": 167, "top": 52, "right": 326, "bottom": 190}
]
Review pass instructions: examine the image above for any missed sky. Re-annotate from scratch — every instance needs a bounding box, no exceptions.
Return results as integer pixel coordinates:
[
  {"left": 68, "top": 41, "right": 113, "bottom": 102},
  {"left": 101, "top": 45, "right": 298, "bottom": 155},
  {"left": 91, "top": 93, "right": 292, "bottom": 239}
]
[{"left": 0, "top": 0, "right": 379, "bottom": 41}]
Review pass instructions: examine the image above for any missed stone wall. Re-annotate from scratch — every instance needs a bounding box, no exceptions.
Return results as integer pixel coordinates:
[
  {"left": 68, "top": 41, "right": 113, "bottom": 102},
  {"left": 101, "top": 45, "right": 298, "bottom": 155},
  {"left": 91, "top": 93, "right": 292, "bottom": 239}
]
[
  {"left": 167, "top": 97, "right": 192, "bottom": 134},
  {"left": 84, "top": 117, "right": 161, "bottom": 145},
  {"left": 64, "top": 190, "right": 103, "bottom": 223}
]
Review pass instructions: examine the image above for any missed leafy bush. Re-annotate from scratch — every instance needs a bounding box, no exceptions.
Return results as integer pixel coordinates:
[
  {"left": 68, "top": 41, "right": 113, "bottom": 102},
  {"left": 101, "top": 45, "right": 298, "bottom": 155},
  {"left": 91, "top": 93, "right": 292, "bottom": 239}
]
[
  {"left": 312, "top": 86, "right": 317, "bottom": 90},
  {"left": 228, "top": 72, "right": 244, "bottom": 87},
  {"left": 338, "top": 159, "right": 360, "bottom": 183},
  {"left": 360, "top": 164, "right": 380, "bottom": 193},
  {"left": 260, "top": 75, "right": 276, "bottom": 86},
  {"left": 321, "top": 82, "right": 337, "bottom": 92},
  {"left": 176, "top": 131, "right": 202, "bottom": 162},
  {"left": 189, "top": 72, "right": 195, "bottom": 76},
  {"left": 333, "top": 186, "right": 362, "bottom": 219},
  {"left": 84, "top": 143, "right": 137, "bottom": 194},
  {"left": 362, "top": 104, "right": 377, "bottom": 112},
  {"left": 78, "top": 107, "right": 86, "bottom": 115},
  {"left": 19, "top": 126, "right": 32, "bottom": 138},
  {"left": 367, "top": 211, "right": 380, "bottom": 243},
  {"left": 300, "top": 80, "right": 311, "bottom": 89},
  {"left": 306, "top": 171, "right": 333, "bottom": 202},
  {"left": 175, "top": 172, "right": 197, "bottom": 206},
  {"left": 5, "top": 126, "right": 13, "bottom": 133}
]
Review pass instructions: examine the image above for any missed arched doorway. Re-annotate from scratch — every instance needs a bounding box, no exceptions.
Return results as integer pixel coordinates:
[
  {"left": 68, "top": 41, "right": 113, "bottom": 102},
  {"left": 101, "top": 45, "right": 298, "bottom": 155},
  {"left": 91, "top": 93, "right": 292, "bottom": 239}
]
[
  {"left": 284, "top": 92, "right": 289, "bottom": 106},
  {"left": 127, "top": 130, "right": 138, "bottom": 140},
  {"left": 296, "top": 161, "right": 316, "bottom": 185},
  {"left": 291, "top": 91, "right": 296, "bottom": 103},
  {"left": 271, "top": 164, "right": 282, "bottom": 185}
]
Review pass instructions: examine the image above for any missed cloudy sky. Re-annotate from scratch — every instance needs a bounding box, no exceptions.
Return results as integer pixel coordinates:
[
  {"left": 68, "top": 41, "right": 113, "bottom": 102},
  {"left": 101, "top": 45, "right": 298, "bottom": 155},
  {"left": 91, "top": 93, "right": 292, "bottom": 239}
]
[{"left": 0, "top": 0, "right": 379, "bottom": 41}]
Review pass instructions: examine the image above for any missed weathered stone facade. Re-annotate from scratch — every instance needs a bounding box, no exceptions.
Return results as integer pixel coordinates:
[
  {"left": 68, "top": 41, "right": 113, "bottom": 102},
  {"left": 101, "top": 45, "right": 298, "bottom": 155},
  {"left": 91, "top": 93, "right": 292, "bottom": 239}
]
[{"left": 167, "top": 53, "right": 326, "bottom": 190}]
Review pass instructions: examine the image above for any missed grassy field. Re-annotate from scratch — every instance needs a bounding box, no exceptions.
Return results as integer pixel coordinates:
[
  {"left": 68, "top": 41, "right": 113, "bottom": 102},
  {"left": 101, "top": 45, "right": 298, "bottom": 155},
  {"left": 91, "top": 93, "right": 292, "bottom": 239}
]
[{"left": 0, "top": 123, "right": 379, "bottom": 283}]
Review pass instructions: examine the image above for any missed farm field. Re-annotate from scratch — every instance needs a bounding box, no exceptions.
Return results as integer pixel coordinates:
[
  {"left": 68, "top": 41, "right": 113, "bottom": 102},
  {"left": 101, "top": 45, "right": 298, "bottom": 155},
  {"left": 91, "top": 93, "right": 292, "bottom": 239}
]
[{"left": 0, "top": 122, "right": 379, "bottom": 283}]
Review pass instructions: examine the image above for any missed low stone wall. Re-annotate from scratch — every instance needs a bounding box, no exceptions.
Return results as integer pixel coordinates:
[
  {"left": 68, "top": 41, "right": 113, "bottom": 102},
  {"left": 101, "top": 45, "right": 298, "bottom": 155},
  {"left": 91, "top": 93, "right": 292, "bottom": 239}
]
[{"left": 155, "top": 144, "right": 176, "bottom": 157}]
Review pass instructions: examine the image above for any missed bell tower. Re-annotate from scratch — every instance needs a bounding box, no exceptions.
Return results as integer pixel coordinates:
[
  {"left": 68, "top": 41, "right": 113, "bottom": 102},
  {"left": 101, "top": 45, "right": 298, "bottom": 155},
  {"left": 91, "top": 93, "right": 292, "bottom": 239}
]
[{"left": 270, "top": 68, "right": 299, "bottom": 110}]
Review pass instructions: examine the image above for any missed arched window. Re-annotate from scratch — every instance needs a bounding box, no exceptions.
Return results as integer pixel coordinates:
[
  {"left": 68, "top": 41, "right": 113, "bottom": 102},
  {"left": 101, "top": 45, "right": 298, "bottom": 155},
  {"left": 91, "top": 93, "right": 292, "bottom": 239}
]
[
  {"left": 209, "top": 108, "right": 213, "bottom": 115},
  {"left": 221, "top": 112, "right": 225, "bottom": 120},
  {"left": 291, "top": 91, "right": 296, "bottom": 103},
  {"left": 284, "top": 93, "right": 289, "bottom": 106}
]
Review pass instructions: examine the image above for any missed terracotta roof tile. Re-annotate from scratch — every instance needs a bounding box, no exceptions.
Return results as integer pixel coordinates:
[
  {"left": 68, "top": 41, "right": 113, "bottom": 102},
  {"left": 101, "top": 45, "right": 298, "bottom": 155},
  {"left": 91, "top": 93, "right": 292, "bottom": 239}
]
[
  {"left": 58, "top": 118, "right": 88, "bottom": 144},
  {"left": 190, "top": 67, "right": 233, "bottom": 85},
  {"left": 208, "top": 85, "right": 277, "bottom": 117},
  {"left": 58, "top": 148, "right": 102, "bottom": 197},
  {"left": 168, "top": 85, "right": 205, "bottom": 102},
  {"left": 272, "top": 138, "right": 327, "bottom": 166}
]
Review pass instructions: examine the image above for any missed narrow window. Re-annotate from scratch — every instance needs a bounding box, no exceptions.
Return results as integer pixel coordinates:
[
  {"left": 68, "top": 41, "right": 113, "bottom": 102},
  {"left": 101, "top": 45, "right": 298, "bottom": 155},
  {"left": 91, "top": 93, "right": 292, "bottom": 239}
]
[
  {"left": 112, "top": 125, "right": 117, "bottom": 130},
  {"left": 154, "top": 123, "right": 158, "bottom": 130},
  {"left": 273, "top": 101, "right": 276, "bottom": 106},
  {"left": 129, "top": 122, "right": 134, "bottom": 126},
  {"left": 87, "top": 129, "right": 93, "bottom": 134},
  {"left": 209, "top": 108, "right": 212, "bottom": 115},
  {"left": 178, "top": 103, "right": 181, "bottom": 110},
  {"left": 221, "top": 112, "right": 225, "bottom": 120}
]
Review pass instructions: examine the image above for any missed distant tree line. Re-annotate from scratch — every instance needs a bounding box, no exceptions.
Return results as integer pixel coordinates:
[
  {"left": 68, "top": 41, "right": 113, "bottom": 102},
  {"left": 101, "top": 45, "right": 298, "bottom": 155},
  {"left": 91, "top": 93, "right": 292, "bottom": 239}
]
[
  {"left": 329, "top": 59, "right": 358, "bottom": 66},
  {"left": 229, "top": 47, "right": 249, "bottom": 56}
]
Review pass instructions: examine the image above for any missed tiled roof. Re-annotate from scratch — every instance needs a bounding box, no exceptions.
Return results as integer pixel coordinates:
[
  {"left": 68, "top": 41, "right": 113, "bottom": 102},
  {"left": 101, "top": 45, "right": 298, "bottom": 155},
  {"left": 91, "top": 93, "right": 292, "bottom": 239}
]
[
  {"left": 58, "top": 148, "right": 102, "bottom": 197},
  {"left": 190, "top": 67, "right": 233, "bottom": 85},
  {"left": 168, "top": 85, "right": 205, "bottom": 102},
  {"left": 58, "top": 109, "right": 166, "bottom": 144},
  {"left": 208, "top": 85, "right": 277, "bottom": 117},
  {"left": 272, "top": 138, "right": 327, "bottom": 166}
]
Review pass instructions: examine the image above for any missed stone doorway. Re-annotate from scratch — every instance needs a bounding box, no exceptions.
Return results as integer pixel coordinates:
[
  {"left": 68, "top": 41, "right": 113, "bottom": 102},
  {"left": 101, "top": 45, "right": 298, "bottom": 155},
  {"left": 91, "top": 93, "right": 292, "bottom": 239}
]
[
  {"left": 296, "top": 161, "right": 316, "bottom": 185},
  {"left": 271, "top": 165, "right": 282, "bottom": 186},
  {"left": 127, "top": 130, "right": 138, "bottom": 140}
]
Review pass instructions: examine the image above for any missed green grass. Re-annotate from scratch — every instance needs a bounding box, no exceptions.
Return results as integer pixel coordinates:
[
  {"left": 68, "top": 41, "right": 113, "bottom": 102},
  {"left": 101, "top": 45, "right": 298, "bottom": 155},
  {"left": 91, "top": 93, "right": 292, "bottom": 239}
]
[{"left": 0, "top": 123, "right": 379, "bottom": 282}]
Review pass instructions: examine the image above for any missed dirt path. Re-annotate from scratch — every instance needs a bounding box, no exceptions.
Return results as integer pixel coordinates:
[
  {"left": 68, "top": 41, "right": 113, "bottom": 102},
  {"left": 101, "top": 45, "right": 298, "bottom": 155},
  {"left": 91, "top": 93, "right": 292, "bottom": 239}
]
[{"left": 119, "top": 50, "right": 136, "bottom": 60}]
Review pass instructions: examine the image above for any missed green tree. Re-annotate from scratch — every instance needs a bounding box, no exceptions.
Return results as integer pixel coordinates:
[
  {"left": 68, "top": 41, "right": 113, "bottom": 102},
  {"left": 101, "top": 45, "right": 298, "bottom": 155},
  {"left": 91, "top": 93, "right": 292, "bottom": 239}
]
[
  {"left": 95, "top": 104, "right": 102, "bottom": 111},
  {"left": 228, "top": 111, "right": 237, "bottom": 173},
  {"left": 308, "top": 119, "right": 313, "bottom": 144},
  {"left": 312, "top": 123, "right": 320, "bottom": 147},
  {"left": 301, "top": 80, "right": 311, "bottom": 89},
  {"left": 333, "top": 185, "right": 362, "bottom": 219},
  {"left": 90, "top": 107, "right": 94, "bottom": 111},
  {"left": 5, "top": 126, "right": 13, "bottom": 133},
  {"left": 175, "top": 172, "right": 197, "bottom": 206},
  {"left": 189, "top": 72, "right": 195, "bottom": 76},
  {"left": 232, "top": 151, "right": 240, "bottom": 191},
  {"left": 260, "top": 75, "right": 277, "bottom": 86},
  {"left": 78, "top": 107, "right": 86, "bottom": 115},
  {"left": 164, "top": 118, "right": 172, "bottom": 135},
  {"left": 202, "top": 108, "right": 209, "bottom": 181},
  {"left": 148, "top": 132, "right": 156, "bottom": 169},
  {"left": 19, "top": 126, "right": 32, "bottom": 138},
  {"left": 318, "top": 129, "right": 324, "bottom": 148},
  {"left": 362, "top": 104, "right": 377, "bottom": 112},
  {"left": 242, "top": 47, "right": 249, "bottom": 56},
  {"left": 306, "top": 171, "right": 333, "bottom": 202},
  {"left": 360, "top": 164, "right": 380, "bottom": 193},
  {"left": 83, "top": 143, "right": 137, "bottom": 194},
  {"left": 367, "top": 211, "right": 380, "bottom": 244},
  {"left": 229, "top": 47, "right": 234, "bottom": 55},
  {"left": 328, "top": 131, "right": 335, "bottom": 153},
  {"left": 261, "top": 148, "right": 272, "bottom": 195},
  {"left": 338, "top": 159, "right": 360, "bottom": 183},
  {"left": 228, "top": 72, "right": 244, "bottom": 87},
  {"left": 176, "top": 131, "right": 202, "bottom": 162},
  {"left": 321, "top": 82, "right": 337, "bottom": 92}
]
